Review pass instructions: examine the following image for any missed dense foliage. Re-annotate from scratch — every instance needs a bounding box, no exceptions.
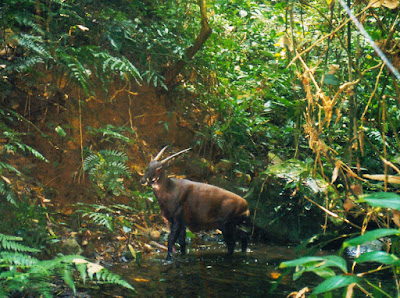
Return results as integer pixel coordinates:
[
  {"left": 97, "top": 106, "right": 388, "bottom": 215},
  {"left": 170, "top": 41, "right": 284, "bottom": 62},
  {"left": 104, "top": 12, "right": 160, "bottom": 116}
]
[{"left": 1, "top": 0, "right": 400, "bottom": 295}]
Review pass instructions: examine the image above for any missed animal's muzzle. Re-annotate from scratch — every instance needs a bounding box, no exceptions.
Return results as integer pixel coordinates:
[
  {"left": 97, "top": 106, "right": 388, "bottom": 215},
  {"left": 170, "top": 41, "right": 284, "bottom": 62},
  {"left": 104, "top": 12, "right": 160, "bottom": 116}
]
[{"left": 140, "top": 177, "right": 148, "bottom": 186}]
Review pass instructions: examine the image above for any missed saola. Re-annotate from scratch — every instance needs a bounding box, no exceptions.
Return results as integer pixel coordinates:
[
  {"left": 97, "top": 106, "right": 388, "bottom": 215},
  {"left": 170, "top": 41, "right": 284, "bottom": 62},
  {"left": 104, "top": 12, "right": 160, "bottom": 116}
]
[{"left": 141, "top": 147, "right": 250, "bottom": 260}]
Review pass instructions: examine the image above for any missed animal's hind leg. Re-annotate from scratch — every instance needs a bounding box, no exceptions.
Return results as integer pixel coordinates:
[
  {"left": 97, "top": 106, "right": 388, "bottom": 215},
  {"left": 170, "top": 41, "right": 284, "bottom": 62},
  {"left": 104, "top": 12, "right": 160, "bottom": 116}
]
[{"left": 236, "top": 227, "right": 248, "bottom": 253}]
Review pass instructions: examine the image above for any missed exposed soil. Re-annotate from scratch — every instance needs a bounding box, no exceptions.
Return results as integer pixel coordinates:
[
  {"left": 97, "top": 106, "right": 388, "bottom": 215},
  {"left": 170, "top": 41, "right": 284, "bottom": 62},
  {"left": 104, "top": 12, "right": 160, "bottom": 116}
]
[
  {"left": 3, "top": 77, "right": 203, "bottom": 261},
  {"left": 10, "top": 81, "right": 197, "bottom": 208}
]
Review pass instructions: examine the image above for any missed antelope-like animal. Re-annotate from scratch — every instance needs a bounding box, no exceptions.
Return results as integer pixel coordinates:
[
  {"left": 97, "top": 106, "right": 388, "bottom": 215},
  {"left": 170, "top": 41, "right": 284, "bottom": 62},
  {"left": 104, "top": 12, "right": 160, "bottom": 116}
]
[{"left": 141, "top": 146, "right": 250, "bottom": 260}]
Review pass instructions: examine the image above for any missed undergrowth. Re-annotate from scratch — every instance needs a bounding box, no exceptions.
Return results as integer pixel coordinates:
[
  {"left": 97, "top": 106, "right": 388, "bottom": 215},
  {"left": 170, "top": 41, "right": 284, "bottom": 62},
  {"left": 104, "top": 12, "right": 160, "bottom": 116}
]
[{"left": 0, "top": 233, "right": 134, "bottom": 297}]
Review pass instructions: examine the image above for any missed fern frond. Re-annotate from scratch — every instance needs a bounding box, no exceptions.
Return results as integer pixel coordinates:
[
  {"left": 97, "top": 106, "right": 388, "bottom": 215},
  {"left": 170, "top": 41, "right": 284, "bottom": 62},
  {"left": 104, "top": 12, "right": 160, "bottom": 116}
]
[
  {"left": 7, "top": 56, "right": 45, "bottom": 74},
  {"left": 100, "top": 129, "right": 134, "bottom": 144},
  {"left": 142, "top": 70, "right": 168, "bottom": 90},
  {"left": 92, "top": 49, "right": 141, "bottom": 83},
  {"left": 0, "top": 251, "right": 39, "bottom": 267},
  {"left": 2, "top": 128, "right": 48, "bottom": 162},
  {"left": 70, "top": 257, "right": 134, "bottom": 290},
  {"left": 101, "top": 149, "right": 128, "bottom": 160},
  {"left": 57, "top": 49, "right": 93, "bottom": 96},
  {"left": 16, "top": 142, "right": 48, "bottom": 162},
  {"left": 13, "top": 13, "right": 45, "bottom": 35},
  {"left": 0, "top": 180, "right": 17, "bottom": 205},
  {"left": 108, "top": 161, "right": 131, "bottom": 177},
  {"left": 83, "top": 152, "right": 101, "bottom": 171},
  {"left": 0, "top": 234, "right": 23, "bottom": 242},
  {"left": 0, "top": 233, "right": 40, "bottom": 253},
  {"left": 17, "top": 34, "right": 52, "bottom": 60},
  {"left": 0, "top": 162, "right": 21, "bottom": 175},
  {"left": 84, "top": 212, "right": 114, "bottom": 231}
]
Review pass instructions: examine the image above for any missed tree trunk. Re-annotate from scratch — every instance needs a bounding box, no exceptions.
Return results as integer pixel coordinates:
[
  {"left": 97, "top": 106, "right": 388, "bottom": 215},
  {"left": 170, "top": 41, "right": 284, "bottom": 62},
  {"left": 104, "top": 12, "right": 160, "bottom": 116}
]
[{"left": 162, "top": 0, "right": 212, "bottom": 91}]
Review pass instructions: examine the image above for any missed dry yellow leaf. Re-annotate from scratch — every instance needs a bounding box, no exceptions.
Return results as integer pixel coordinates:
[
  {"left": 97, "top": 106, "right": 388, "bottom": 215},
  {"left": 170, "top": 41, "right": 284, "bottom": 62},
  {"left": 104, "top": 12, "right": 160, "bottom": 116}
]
[
  {"left": 383, "top": 0, "right": 399, "bottom": 9},
  {"left": 134, "top": 278, "right": 150, "bottom": 282},
  {"left": 87, "top": 262, "right": 104, "bottom": 274},
  {"left": 369, "top": 0, "right": 399, "bottom": 8}
]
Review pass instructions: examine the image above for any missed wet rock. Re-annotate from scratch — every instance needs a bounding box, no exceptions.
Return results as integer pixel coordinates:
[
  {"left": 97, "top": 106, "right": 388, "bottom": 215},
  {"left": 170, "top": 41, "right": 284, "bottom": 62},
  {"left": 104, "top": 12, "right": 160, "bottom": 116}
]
[
  {"left": 59, "top": 236, "right": 83, "bottom": 255},
  {"left": 246, "top": 159, "right": 340, "bottom": 243},
  {"left": 345, "top": 239, "right": 389, "bottom": 257}
]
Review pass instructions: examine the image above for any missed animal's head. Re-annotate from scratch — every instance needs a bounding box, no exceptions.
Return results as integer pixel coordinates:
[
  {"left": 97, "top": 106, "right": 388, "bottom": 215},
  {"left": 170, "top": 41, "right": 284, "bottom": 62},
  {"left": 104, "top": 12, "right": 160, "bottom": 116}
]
[{"left": 140, "top": 146, "right": 191, "bottom": 186}]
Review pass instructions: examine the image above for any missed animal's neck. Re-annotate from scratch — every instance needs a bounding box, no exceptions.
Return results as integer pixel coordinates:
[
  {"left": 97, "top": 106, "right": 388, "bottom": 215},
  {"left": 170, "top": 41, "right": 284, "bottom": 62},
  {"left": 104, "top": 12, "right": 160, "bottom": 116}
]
[{"left": 152, "top": 172, "right": 172, "bottom": 192}]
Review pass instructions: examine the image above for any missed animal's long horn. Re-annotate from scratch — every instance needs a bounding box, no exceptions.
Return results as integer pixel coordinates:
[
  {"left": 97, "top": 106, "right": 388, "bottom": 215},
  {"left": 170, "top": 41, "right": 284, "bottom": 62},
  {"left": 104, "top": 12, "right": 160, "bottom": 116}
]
[
  {"left": 160, "top": 148, "right": 191, "bottom": 164},
  {"left": 153, "top": 146, "right": 168, "bottom": 161}
]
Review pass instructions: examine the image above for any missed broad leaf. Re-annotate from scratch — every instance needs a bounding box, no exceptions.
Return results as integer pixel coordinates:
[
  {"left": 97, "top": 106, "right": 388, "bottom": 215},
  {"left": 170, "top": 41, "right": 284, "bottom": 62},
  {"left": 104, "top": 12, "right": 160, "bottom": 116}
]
[
  {"left": 342, "top": 229, "right": 400, "bottom": 249},
  {"left": 355, "top": 251, "right": 400, "bottom": 265},
  {"left": 280, "top": 255, "right": 347, "bottom": 273},
  {"left": 312, "top": 275, "right": 361, "bottom": 295},
  {"left": 279, "top": 256, "right": 325, "bottom": 268},
  {"left": 358, "top": 192, "right": 400, "bottom": 211}
]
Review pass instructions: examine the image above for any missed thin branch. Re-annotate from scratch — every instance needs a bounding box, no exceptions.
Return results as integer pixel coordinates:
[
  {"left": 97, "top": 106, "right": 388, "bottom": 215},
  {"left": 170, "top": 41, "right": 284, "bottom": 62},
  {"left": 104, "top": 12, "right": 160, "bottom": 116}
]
[
  {"left": 304, "top": 196, "right": 362, "bottom": 229},
  {"left": 288, "top": 3, "right": 373, "bottom": 67}
]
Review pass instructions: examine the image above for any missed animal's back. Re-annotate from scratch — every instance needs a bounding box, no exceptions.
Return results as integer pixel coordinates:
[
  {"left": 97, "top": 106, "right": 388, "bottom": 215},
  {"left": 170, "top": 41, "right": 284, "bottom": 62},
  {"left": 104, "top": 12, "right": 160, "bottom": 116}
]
[{"left": 172, "top": 178, "right": 249, "bottom": 232}]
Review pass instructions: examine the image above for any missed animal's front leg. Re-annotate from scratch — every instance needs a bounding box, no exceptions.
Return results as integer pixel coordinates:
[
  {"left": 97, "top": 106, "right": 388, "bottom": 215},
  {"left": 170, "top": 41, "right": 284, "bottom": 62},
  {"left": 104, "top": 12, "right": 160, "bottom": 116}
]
[
  {"left": 177, "top": 225, "right": 186, "bottom": 255},
  {"left": 166, "top": 219, "right": 183, "bottom": 260},
  {"left": 220, "top": 222, "right": 235, "bottom": 255}
]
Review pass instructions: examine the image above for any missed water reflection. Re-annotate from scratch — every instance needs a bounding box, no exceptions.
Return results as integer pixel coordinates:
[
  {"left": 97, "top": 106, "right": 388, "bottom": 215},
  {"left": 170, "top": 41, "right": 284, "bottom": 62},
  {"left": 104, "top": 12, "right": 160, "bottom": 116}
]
[
  {"left": 110, "top": 243, "right": 398, "bottom": 297},
  {"left": 114, "top": 244, "right": 322, "bottom": 297}
]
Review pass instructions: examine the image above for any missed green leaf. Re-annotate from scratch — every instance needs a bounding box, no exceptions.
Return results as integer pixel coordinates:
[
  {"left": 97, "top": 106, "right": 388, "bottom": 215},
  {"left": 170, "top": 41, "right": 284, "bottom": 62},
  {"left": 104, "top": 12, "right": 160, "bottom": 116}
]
[
  {"left": 313, "top": 267, "right": 337, "bottom": 279},
  {"left": 75, "top": 262, "right": 87, "bottom": 284},
  {"left": 355, "top": 251, "right": 400, "bottom": 265},
  {"left": 55, "top": 126, "right": 67, "bottom": 137},
  {"left": 62, "top": 265, "right": 76, "bottom": 294},
  {"left": 279, "top": 256, "right": 324, "bottom": 268},
  {"left": 321, "top": 256, "right": 348, "bottom": 273},
  {"left": 279, "top": 255, "right": 347, "bottom": 273},
  {"left": 342, "top": 229, "right": 400, "bottom": 250},
  {"left": 312, "top": 275, "right": 361, "bottom": 295},
  {"left": 358, "top": 192, "right": 400, "bottom": 211},
  {"left": 323, "top": 73, "right": 340, "bottom": 85}
]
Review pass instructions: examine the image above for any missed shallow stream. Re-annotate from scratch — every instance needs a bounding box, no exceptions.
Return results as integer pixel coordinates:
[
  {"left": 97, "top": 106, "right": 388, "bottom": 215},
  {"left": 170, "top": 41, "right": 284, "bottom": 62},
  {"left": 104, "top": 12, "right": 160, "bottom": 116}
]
[{"left": 101, "top": 241, "right": 398, "bottom": 297}]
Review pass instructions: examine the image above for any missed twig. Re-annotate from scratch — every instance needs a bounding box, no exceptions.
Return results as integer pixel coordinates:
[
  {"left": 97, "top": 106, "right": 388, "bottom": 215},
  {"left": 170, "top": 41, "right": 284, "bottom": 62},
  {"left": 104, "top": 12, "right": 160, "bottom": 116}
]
[
  {"left": 288, "top": 4, "right": 372, "bottom": 68},
  {"left": 304, "top": 195, "right": 362, "bottom": 230}
]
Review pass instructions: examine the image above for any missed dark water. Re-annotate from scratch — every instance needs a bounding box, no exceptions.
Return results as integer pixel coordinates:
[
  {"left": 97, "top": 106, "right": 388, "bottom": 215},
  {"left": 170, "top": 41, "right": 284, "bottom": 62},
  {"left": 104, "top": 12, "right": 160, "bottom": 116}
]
[{"left": 109, "top": 243, "right": 398, "bottom": 297}]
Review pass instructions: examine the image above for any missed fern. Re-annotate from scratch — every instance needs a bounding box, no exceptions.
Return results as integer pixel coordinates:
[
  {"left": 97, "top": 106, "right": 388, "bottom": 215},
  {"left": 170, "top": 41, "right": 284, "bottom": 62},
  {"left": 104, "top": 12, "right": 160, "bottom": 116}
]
[
  {"left": 57, "top": 46, "right": 143, "bottom": 96},
  {"left": 17, "top": 33, "right": 52, "bottom": 60},
  {"left": 13, "top": 13, "right": 45, "bottom": 35},
  {"left": 74, "top": 203, "right": 136, "bottom": 232},
  {"left": 2, "top": 128, "right": 48, "bottom": 162},
  {"left": 88, "top": 124, "right": 135, "bottom": 144},
  {"left": 89, "top": 48, "right": 142, "bottom": 84},
  {"left": 85, "top": 212, "right": 114, "bottom": 231},
  {"left": 142, "top": 70, "right": 168, "bottom": 90},
  {"left": 57, "top": 49, "right": 93, "bottom": 96},
  {"left": 0, "top": 233, "right": 134, "bottom": 296},
  {"left": 0, "top": 234, "right": 40, "bottom": 253},
  {"left": 84, "top": 149, "right": 131, "bottom": 197},
  {"left": 0, "top": 251, "right": 39, "bottom": 267},
  {"left": 0, "top": 161, "right": 21, "bottom": 175},
  {"left": 0, "top": 178, "right": 17, "bottom": 205},
  {"left": 6, "top": 56, "right": 45, "bottom": 74}
]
